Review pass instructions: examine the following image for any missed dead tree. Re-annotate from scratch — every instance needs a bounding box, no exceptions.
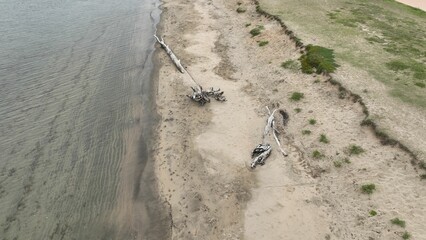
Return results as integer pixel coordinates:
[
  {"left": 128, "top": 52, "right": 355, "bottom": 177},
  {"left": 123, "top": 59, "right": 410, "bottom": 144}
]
[
  {"left": 186, "top": 87, "right": 226, "bottom": 105},
  {"left": 154, "top": 35, "right": 226, "bottom": 106},
  {"left": 250, "top": 107, "right": 288, "bottom": 169}
]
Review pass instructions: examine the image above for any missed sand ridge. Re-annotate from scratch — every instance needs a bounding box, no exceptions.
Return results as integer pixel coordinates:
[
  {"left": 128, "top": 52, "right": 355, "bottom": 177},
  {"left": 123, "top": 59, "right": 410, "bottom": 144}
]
[{"left": 154, "top": 0, "right": 426, "bottom": 239}]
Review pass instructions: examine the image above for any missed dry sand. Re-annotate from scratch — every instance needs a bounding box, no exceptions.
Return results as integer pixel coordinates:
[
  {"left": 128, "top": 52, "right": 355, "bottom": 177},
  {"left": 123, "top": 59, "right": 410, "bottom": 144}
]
[
  {"left": 153, "top": 0, "right": 426, "bottom": 239},
  {"left": 396, "top": 0, "right": 426, "bottom": 11}
]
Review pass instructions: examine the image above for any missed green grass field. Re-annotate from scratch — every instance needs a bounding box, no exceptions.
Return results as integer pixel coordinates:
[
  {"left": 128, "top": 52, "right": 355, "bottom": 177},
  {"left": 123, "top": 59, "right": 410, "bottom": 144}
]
[{"left": 258, "top": 0, "right": 426, "bottom": 107}]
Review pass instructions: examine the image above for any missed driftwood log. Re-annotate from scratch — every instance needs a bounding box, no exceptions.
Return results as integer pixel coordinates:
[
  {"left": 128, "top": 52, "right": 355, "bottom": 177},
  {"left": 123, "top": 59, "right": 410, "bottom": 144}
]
[
  {"left": 187, "top": 86, "right": 226, "bottom": 105},
  {"left": 251, "top": 143, "right": 272, "bottom": 168},
  {"left": 154, "top": 35, "right": 185, "bottom": 73},
  {"left": 250, "top": 107, "right": 288, "bottom": 169},
  {"left": 154, "top": 35, "right": 226, "bottom": 105}
]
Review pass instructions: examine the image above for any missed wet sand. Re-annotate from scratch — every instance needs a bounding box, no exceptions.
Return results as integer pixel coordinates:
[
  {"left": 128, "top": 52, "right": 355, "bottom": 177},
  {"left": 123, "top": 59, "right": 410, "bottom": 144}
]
[{"left": 0, "top": 0, "right": 169, "bottom": 239}]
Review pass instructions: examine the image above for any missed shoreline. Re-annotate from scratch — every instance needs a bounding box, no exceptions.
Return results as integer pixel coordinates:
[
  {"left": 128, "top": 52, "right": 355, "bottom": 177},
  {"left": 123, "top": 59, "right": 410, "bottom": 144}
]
[{"left": 153, "top": 0, "right": 426, "bottom": 239}]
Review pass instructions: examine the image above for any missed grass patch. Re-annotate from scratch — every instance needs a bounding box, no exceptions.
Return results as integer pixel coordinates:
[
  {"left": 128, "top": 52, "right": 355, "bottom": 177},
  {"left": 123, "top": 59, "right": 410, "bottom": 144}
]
[
  {"left": 308, "top": 119, "right": 316, "bottom": 125},
  {"left": 369, "top": 210, "right": 377, "bottom": 216},
  {"left": 319, "top": 134, "right": 330, "bottom": 143},
  {"left": 390, "top": 218, "right": 406, "bottom": 228},
  {"left": 347, "top": 144, "right": 365, "bottom": 155},
  {"left": 294, "top": 108, "right": 302, "bottom": 113},
  {"left": 258, "top": 40, "right": 269, "bottom": 47},
  {"left": 289, "top": 92, "right": 304, "bottom": 101},
  {"left": 245, "top": 23, "right": 251, "bottom": 27},
  {"left": 361, "top": 184, "right": 376, "bottom": 194},
  {"left": 312, "top": 150, "right": 324, "bottom": 159},
  {"left": 333, "top": 161, "right": 342, "bottom": 168},
  {"left": 415, "top": 82, "right": 425, "bottom": 88},
  {"left": 343, "top": 157, "right": 351, "bottom": 164},
  {"left": 386, "top": 60, "right": 409, "bottom": 71},
  {"left": 402, "top": 231, "right": 411, "bottom": 240},
  {"left": 302, "top": 130, "right": 311, "bottom": 135},
  {"left": 421, "top": 174, "right": 426, "bottom": 180},
  {"left": 257, "top": 0, "right": 426, "bottom": 107},
  {"left": 299, "top": 44, "right": 339, "bottom": 74}
]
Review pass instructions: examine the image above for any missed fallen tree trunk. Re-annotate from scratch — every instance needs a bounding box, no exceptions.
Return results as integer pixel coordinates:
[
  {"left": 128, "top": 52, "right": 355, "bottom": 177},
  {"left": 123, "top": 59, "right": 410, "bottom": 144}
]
[
  {"left": 154, "top": 35, "right": 185, "bottom": 73},
  {"left": 154, "top": 35, "right": 226, "bottom": 106},
  {"left": 250, "top": 107, "right": 288, "bottom": 169},
  {"left": 266, "top": 107, "right": 288, "bottom": 156}
]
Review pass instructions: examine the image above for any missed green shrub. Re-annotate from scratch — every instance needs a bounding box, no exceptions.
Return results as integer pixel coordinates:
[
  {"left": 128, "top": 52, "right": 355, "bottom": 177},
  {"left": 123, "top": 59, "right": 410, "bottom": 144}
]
[
  {"left": 299, "top": 44, "right": 339, "bottom": 74},
  {"left": 250, "top": 27, "right": 262, "bottom": 37},
  {"left": 421, "top": 174, "right": 426, "bottom": 180},
  {"left": 302, "top": 130, "right": 311, "bottom": 135},
  {"left": 390, "top": 218, "right": 406, "bottom": 228},
  {"left": 290, "top": 92, "right": 304, "bottom": 101},
  {"left": 319, "top": 134, "right": 330, "bottom": 143},
  {"left": 361, "top": 184, "right": 376, "bottom": 194},
  {"left": 402, "top": 231, "right": 411, "bottom": 239},
  {"left": 258, "top": 40, "right": 269, "bottom": 47},
  {"left": 369, "top": 210, "right": 377, "bottom": 216},
  {"left": 312, "top": 150, "right": 324, "bottom": 159},
  {"left": 245, "top": 23, "right": 251, "bottom": 27},
  {"left": 309, "top": 119, "right": 316, "bottom": 125},
  {"left": 294, "top": 108, "right": 302, "bottom": 113},
  {"left": 347, "top": 144, "right": 365, "bottom": 155}
]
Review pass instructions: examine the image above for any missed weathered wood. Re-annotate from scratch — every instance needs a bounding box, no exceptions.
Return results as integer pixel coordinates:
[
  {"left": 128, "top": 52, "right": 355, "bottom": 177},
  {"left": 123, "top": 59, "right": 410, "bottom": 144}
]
[
  {"left": 250, "top": 144, "right": 272, "bottom": 169},
  {"left": 154, "top": 35, "right": 226, "bottom": 106},
  {"left": 250, "top": 107, "right": 288, "bottom": 169},
  {"left": 154, "top": 35, "right": 185, "bottom": 73},
  {"left": 187, "top": 86, "right": 226, "bottom": 105},
  {"left": 266, "top": 107, "right": 288, "bottom": 156}
]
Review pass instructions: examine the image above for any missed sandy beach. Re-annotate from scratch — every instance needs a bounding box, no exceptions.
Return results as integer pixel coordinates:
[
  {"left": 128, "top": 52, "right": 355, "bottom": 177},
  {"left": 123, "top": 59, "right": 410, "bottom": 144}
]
[{"left": 153, "top": 0, "right": 426, "bottom": 239}]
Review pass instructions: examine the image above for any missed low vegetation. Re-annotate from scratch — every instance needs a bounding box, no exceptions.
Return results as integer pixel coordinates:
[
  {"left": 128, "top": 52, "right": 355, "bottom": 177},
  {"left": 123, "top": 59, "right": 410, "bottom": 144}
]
[
  {"left": 258, "top": 40, "right": 269, "bottom": 47},
  {"left": 281, "top": 60, "right": 299, "bottom": 71},
  {"left": 236, "top": 7, "right": 246, "bottom": 13},
  {"left": 319, "top": 134, "right": 329, "bottom": 143},
  {"left": 302, "top": 130, "right": 311, "bottom": 135},
  {"left": 289, "top": 92, "right": 304, "bottom": 101},
  {"left": 402, "top": 231, "right": 411, "bottom": 239},
  {"left": 258, "top": 0, "right": 426, "bottom": 107},
  {"left": 312, "top": 150, "right": 324, "bottom": 159},
  {"left": 308, "top": 119, "right": 316, "bottom": 125},
  {"left": 369, "top": 210, "right": 377, "bottom": 216},
  {"left": 390, "top": 218, "right": 406, "bottom": 228},
  {"left": 333, "top": 161, "right": 342, "bottom": 168},
  {"left": 299, "top": 44, "right": 339, "bottom": 74},
  {"left": 249, "top": 25, "right": 264, "bottom": 37},
  {"left": 347, "top": 144, "right": 365, "bottom": 155},
  {"left": 294, "top": 108, "right": 302, "bottom": 113},
  {"left": 361, "top": 183, "right": 376, "bottom": 194}
]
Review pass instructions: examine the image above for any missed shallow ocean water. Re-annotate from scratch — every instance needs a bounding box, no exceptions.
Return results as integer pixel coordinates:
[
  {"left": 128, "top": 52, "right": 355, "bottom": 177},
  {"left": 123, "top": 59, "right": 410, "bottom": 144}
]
[{"left": 0, "top": 0, "right": 165, "bottom": 238}]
